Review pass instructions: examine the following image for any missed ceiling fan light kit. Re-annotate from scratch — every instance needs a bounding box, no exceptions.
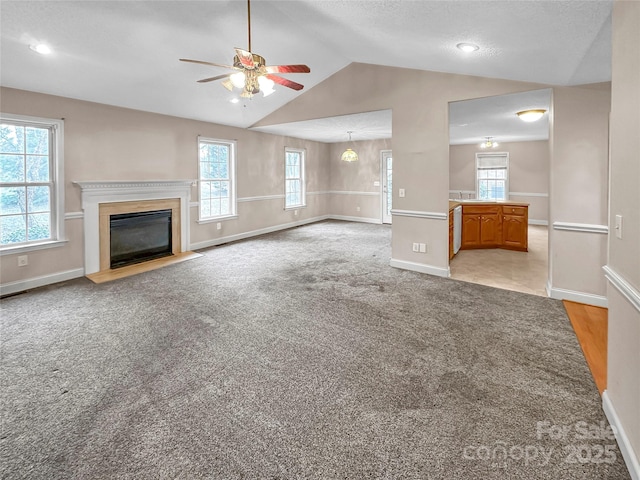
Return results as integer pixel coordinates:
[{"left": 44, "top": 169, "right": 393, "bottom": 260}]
[
  {"left": 517, "top": 109, "right": 547, "bottom": 122},
  {"left": 180, "top": 0, "right": 309, "bottom": 100}
]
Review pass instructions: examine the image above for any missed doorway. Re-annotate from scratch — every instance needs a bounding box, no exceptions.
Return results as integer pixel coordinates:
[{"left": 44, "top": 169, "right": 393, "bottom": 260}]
[
  {"left": 448, "top": 89, "right": 552, "bottom": 296},
  {"left": 381, "top": 150, "right": 392, "bottom": 224}
]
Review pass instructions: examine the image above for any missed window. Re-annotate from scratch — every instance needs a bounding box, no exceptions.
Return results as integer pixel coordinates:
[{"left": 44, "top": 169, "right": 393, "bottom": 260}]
[
  {"left": 0, "top": 114, "right": 64, "bottom": 252},
  {"left": 198, "top": 137, "right": 236, "bottom": 221},
  {"left": 285, "top": 148, "right": 305, "bottom": 209},
  {"left": 476, "top": 153, "right": 508, "bottom": 201}
]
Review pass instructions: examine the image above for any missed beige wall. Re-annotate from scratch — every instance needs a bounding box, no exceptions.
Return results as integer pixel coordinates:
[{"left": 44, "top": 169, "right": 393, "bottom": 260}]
[
  {"left": 606, "top": 0, "right": 640, "bottom": 473},
  {"left": 548, "top": 84, "right": 611, "bottom": 301},
  {"left": 0, "top": 87, "right": 397, "bottom": 289},
  {"left": 256, "top": 63, "right": 548, "bottom": 276},
  {"left": 0, "top": 87, "right": 331, "bottom": 286},
  {"left": 257, "top": 63, "right": 610, "bottom": 290},
  {"left": 329, "top": 138, "right": 392, "bottom": 222},
  {"left": 449, "top": 140, "right": 549, "bottom": 223}
]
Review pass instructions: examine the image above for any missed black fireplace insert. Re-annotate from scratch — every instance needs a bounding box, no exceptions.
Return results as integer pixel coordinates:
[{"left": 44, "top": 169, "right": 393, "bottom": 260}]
[{"left": 110, "top": 209, "right": 172, "bottom": 269}]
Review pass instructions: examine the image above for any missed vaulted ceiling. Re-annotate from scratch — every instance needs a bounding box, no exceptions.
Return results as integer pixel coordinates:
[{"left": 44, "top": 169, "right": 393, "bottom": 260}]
[{"left": 0, "top": 1, "right": 612, "bottom": 143}]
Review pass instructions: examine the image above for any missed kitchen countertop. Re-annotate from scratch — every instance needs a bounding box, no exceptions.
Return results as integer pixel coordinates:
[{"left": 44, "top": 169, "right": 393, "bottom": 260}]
[{"left": 449, "top": 200, "right": 529, "bottom": 211}]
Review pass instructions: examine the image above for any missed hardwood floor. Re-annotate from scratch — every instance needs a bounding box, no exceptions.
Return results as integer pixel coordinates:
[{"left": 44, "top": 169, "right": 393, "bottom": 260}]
[{"left": 563, "top": 300, "right": 608, "bottom": 395}]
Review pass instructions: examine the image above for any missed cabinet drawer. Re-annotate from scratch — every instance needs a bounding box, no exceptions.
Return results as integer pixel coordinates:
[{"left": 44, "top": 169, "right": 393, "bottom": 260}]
[
  {"left": 502, "top": 206, "right": 527, "bottom": 216},
  {"left": 463, "top": 205, "right": 500, "bottom": 215}
]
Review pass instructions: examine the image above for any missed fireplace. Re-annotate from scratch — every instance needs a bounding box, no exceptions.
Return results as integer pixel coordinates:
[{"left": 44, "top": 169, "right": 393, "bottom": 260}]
[
  {"left": 74, "top": 180, "right": 195, "bottom": 275},
  {"left": 110, "top": 209, "right": 173, "bottom": 268}
]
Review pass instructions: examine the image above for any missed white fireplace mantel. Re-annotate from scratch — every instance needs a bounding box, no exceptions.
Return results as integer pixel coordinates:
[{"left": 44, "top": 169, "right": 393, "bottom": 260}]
[{"left": 74, "top": 180, "right": 196, "bottom": 274}]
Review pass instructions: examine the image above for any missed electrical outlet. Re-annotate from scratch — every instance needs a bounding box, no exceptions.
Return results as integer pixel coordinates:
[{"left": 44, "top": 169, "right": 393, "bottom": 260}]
[
  {"left": 412, "top": 243, "right": 419, "bottom": 252},
  {"left": 356, "top": 206, "right": 361, "bottom": 212},
  {"left": 18, "top": 255, "right": 28, "bottom": 267},
  {"left": 399, "top": 188, "right": 406, "bottom": 198},
  {"left": 419, "top": 243, "right": 426, "bottom": 253},
  {"left": 216, "top": 222, "right": 222, "bottom": 230},
  {"left": 294, "top": 210, "right": 299, "bottom": 216}
]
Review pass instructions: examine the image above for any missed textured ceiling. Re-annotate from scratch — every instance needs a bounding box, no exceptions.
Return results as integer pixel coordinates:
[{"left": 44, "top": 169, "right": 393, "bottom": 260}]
[{"left": 0, "top": 0, "right": 611, "bottom": 141}]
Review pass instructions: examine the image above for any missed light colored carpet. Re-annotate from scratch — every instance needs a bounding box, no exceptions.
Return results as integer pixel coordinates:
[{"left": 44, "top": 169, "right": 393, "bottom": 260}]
[{"left": 0, "top": 221, "right": 628, "bottom": 479}]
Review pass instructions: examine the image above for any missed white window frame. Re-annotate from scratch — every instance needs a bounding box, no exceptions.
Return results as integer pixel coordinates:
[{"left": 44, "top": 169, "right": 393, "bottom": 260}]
[
  {"left": 0, "top": 113, "right": 66, "bottom": 256},
  {"left": 197, "top": 136, "right": 237, "bottom": 223},
  {"left": 475, "top": 152, "right": 509, "bottom": 201},
  {"left": 284, "top": 148, "right": 306, "bottom": 209}
]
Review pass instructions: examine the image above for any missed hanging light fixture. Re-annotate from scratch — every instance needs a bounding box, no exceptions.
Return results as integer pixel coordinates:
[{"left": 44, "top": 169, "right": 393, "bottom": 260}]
[
  {"left": 480, "top": 136, "right": 499, "bottom": 149},
  {"left": 517, "top": 109, "right": 547, "bottom": 122},
  {"left": 341, "top": 131, "right": 359, "bottom": 162}
]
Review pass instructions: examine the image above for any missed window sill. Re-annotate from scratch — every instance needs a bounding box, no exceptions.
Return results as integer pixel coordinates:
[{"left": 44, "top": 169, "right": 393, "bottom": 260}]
[
  {"left": 284, "top": 205, "right": 306, "bottom": 211},
  {"left": 197, "top": 214, "right": 239, "bottom": 225},
  {"left": 0, "top": 239, "right": 69, "bottom": 257}
]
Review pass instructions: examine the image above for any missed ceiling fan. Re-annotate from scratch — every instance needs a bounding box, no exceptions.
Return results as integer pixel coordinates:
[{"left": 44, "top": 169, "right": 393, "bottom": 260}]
[{"left": 180, "top": 0, "right": 310, "bottom": 98}]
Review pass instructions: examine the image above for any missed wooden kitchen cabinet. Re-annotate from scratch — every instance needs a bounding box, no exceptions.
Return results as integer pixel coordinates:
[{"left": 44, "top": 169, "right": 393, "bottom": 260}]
[
  {"left": 461, "top": 213, "right": 481, "bottom": 248},
  {"left": 461, "top": 203, "right": 528, "bottom": 252},
  {"left": 502, "top": 205, "right": 528, "bottom": 251},
  {"left": 462, "top": 205, "right": 501, "bottom": 248}
]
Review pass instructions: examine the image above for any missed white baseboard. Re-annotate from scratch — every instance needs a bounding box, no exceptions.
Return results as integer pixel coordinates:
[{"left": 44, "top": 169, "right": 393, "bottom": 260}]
[
  {"left": 546, "top": 281, "right": 608, "bottom": 307},
  {"left": 602, "top": 390, "right": 640, "bottom": 480},
  {"left": 329, "top": 215, "right": 382, "bottom": 224},
  {"left": 189, "top": 215, "right": 331, "bottom": 251},
  {"left": 2, "top": 216, "right": 387, "bottom": 295},
  {"left": 389, "top": 258, "right": 450, "bottom": 278},
  {"left": 0, "top": 268, "right": 85, "bottom": 297}
]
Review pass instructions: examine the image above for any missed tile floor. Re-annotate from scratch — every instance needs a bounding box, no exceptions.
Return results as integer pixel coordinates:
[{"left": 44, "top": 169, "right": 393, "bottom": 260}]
[{"left": 449, "top": 225, "right": 549, "bottom": 297}]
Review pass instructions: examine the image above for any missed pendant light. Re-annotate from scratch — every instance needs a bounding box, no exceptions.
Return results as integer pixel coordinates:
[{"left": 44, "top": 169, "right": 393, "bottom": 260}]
[
  {"left": 480, "top": 136, "right": 499, "bottom": 149},
  {"left": 341, "top": 131, "right": 359, "bottom": 162}
]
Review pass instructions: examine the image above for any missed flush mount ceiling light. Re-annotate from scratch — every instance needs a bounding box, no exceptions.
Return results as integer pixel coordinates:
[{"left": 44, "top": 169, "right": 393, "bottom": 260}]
[
  {"left": 456, "top": 43, "right": 479, "bottom": 53},
  {"left": 29, "top": 44, "right": 52, "bottom": 55},
  {"left": 341, "top": 131, "right": 359, "bottom": 162},
  {"left": 517, "top": 109, "right": 547, "bottom": 122},
  {"left": 480, "top": 136, "right": 499, "bottom": 149}
]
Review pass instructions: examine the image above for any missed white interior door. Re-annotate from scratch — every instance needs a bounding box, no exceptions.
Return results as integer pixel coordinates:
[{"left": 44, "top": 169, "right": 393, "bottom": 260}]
[{"left": 381, "top": 150, "right": 392, "bottom": 224}]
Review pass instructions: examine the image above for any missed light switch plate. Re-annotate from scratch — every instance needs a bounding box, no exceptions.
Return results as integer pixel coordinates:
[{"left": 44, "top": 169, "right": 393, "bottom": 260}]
[
  {"left": 399, "top": 188, "right": 405, "bottom": 198},
  {"left": 615, "top": 214, "right": 623, "bottom": 239}
]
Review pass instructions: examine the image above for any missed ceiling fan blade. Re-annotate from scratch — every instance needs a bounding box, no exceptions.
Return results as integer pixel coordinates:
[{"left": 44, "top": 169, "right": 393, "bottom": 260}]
[
  {"left": 234, "top": 48, "right": 255, "bottom": 69},
  {"left": 265, "top": 65, "right": 310, "bottom": 74},
  {"left": 197, "top": 74, "right": 232, "bottom": 83},
  {"left": 266, "top": 74, "right": 304, "bottom": 91},
  {"left": 179, "top": 58, "right": 238, "bottom": 70}
]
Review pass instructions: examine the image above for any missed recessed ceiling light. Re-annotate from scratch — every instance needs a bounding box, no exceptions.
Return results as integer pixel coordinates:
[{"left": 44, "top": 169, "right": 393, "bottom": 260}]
[
  {"left": 29, "top": 44, "right": 52, "bottom": 55},
  {"left": 456, "top": 43, "right": 479, "bottom": 53},
  {"left": 230, "top": 98, "right": 239, "bottom": 104}
]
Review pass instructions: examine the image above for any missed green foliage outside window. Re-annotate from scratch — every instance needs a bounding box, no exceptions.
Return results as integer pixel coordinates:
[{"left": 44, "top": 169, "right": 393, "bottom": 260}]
[{"left": 0, "top": 123, "right": 52, "bottom": 245}]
